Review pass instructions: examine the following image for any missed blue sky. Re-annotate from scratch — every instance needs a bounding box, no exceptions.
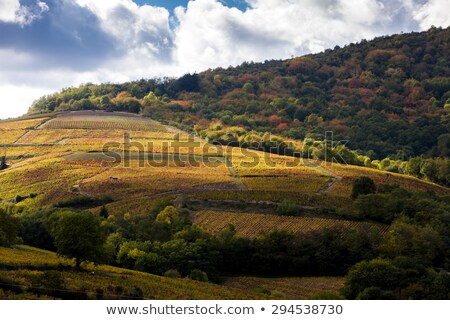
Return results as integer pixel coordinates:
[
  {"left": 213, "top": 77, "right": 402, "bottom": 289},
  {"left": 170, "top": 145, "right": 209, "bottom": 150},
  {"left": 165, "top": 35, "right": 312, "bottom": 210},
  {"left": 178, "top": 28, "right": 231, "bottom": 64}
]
[
  {"left": 0, "top": 0, "right": 449, "bottom": 119},
  {"left": 135, "top": 0, "right": 249, "bottom": 12}
]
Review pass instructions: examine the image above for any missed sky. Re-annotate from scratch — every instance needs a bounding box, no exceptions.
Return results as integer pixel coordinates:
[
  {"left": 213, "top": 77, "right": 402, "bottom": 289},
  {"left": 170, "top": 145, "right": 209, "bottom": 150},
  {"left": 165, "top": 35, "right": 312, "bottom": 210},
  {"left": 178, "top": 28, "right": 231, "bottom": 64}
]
[{"left": 0, "top": 0, "right": 449, "bottom": 119}]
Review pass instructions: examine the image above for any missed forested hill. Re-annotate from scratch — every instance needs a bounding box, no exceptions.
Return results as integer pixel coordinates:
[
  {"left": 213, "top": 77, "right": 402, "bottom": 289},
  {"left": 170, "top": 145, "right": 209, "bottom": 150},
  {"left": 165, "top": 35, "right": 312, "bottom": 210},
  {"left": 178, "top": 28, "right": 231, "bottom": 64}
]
[{"left": 29, "top": 26, "right": 450, "bottom": 159}]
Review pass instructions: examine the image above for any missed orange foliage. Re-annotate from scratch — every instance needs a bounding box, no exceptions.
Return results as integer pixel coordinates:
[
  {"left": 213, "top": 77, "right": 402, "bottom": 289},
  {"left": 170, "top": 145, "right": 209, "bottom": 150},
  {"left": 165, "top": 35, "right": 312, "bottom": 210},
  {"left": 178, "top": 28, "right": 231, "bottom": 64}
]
[
  {"left": 268, "top": 115, "right": 283, "bottom": 124},
  {"left": 238, "top": 73, "right": 259, "bottom": 84},
  {"left": 276, "top": 123, "right": 288, "bottom": 130}
]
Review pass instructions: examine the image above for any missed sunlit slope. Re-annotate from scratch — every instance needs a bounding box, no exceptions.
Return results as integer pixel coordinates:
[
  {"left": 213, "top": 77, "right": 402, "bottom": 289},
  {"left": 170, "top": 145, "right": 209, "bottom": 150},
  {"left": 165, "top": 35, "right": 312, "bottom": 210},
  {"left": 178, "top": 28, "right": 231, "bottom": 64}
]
[
  {"left": 1, "top": 110, "right": 448, "bottom": 219},
  {"left": 0, "top": 245, "right": 262, "bottom": 299}
]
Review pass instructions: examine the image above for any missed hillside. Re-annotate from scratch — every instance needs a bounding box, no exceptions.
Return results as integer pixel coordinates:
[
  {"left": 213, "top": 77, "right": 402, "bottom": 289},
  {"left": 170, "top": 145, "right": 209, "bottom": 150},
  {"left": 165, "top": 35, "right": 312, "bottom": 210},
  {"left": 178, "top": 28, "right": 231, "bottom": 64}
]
[
  {"left": 0, "top": 245, "right": 260, "bottom": 299},
  {"left": 28, "top": 27, "right": 450, "bottom": 162},
  {"left": 1, "top": 112, "right": 450, "bottom": 300}
]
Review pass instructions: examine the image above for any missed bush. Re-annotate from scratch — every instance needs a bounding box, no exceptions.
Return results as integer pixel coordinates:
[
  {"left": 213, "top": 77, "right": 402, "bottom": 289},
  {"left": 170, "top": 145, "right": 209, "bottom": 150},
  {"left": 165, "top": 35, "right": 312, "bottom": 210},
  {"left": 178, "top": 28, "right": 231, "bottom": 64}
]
[
  {"left": 0, "top": 208, "right": 19, "bottom": 247},
  {"left": 351, "top": 177, "right": 376, "bottom": 199},
  {"left": 55, "top": 195, "right": 113, "bottom": 209},
  {"left": 190, "top": 269, "right": 209, "bottom": 282},
  {"left": 164, "top": 269, "right": 181, "bottom": 278},
  {"left": 357, "top": 287, "right": 394, "bottom": 300},
  {"left": 343, "top": 258, "right": 402, "bottom": 299},
  {"left": 276, "top": 200, "right": 300, "bottom": 216}
]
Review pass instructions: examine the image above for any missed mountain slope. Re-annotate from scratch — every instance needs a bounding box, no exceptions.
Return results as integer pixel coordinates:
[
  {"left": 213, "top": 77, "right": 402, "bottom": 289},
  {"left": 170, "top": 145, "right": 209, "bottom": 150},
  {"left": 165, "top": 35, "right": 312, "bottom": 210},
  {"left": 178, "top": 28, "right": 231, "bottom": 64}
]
[{"left": 28, "top": 27, "right": 450, "bottom": 160}]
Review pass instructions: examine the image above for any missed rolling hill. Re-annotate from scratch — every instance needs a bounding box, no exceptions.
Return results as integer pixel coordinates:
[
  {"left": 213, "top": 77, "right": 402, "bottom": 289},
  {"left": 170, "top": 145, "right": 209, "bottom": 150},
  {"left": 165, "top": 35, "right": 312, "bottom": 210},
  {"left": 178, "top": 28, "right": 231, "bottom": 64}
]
[
  {"left": 1, "top": 27, "right": 450, "bottom": 300},
  {"left": 28, "top": 27, "right": 450, "bottom": 161}
]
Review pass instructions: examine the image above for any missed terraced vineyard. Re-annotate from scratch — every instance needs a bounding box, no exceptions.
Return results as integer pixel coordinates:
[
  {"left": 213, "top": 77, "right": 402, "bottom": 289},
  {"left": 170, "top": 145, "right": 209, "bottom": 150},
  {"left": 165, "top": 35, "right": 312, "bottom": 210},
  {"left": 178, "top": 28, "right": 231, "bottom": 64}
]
[
  {"left": 40, "top": 111, "right": 167, "bottom": 131},
  {"left": 0, "top": 117, "right": 49, "bottom": 130},
  {"left": 0, "top": 130, "right": 27, "bottom": 144},
  {"left": 194, "top": 210, "right": 389, "bottom": 238},
  {"left": 326, "top": 162, "right": 448, "bottom": 196},
  {"left": 241, "top": 175, "right": 329, "bottom": 193}
]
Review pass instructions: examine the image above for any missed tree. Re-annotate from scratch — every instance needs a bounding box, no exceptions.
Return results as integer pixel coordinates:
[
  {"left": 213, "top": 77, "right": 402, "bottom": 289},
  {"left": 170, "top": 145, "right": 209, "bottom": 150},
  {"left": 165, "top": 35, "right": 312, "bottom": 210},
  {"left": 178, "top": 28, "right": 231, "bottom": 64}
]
[
  {"left": 52, "top": 211, "right": 106, "bottom": 268},
  {"left": 174, "top": 73, "right": 200, "bottom": 92},
  {"left": 190, "top": 269, "right": 209, "bottom": 282},
  {"left": 155, "top": 206, "right": 179, "bottom": 225},
  {"left": 0, "top": 208, "right": 19, "bottom": 247},
  {"left": 343, "top": 258, "right": 401, "bottom": 299},
  {"left": 351, "top": 176, "right": 376, "bottom": 199},
  {"left": 99, "top": 205, "right": 109, "bottom": 219}
]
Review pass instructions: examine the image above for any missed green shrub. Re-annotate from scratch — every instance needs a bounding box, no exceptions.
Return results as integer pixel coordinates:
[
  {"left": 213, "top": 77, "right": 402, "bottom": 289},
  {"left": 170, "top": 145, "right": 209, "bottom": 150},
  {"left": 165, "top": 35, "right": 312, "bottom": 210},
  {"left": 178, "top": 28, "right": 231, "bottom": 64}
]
[
  {"left": 190, "top": 269, "right": 209, "bottom": 282},
  {"left": 164, "top": 269, "right": 181, "bottom": 278},
  {"left": 351, "top": 177, "right": 376, "bottom": 199}
]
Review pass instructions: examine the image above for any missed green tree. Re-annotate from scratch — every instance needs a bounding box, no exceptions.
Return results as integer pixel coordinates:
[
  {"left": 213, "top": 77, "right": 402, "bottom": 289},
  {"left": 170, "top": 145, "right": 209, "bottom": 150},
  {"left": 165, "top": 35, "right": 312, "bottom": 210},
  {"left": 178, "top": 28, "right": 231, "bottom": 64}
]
[
  {"left": 0, "top": 208, "right": 19, "bottom": 247},
  {"left": 242, "top": 82, "right": 255, "bottom": 94},
  {"left": 99, "top": 205, "right": 109, "bottom": 219},
  {"left": 190, "top": 269, "right": 209, "bottom": 282},
  {"left": 344, "top": 258, "right": 401, "bottom": 299},
  {"left": 155, "top": 206, "right": 179, "bottom": 225},
  {"left": 351, "top": 176, "right": 376, "bottom": 199},
  {"left": 52, "top": 211, "right": 106, "bottom": 268}
]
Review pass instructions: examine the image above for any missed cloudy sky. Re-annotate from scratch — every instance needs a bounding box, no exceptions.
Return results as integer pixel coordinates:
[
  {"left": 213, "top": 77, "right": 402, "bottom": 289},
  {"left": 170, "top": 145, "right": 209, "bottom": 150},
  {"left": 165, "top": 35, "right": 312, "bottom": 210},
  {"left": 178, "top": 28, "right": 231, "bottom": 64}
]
[{"left": 0, "top": 0, "right": 449, "bottom": 119}]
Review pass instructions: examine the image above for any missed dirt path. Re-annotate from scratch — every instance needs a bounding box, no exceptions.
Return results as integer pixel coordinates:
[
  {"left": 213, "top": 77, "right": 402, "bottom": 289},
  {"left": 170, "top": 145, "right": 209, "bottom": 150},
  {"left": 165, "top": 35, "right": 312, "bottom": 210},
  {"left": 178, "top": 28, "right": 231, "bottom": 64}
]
[
  {"left": 304, "top": 159, "right": 342, "bottom": 193},
  {"left": 13, "top": 130, "right": 33, "bottom": 144},
  {"left": 213, "top": 144, "right": 247, "bottom": 191}
]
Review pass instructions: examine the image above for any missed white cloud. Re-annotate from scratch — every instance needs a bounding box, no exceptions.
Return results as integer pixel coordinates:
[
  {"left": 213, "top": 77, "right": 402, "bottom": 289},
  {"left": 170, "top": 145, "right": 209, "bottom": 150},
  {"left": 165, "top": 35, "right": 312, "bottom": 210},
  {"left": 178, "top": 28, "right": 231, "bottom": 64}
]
[
  {"left": 75, "top": 0, "right": 172, "bottom": 52},
  {"left": 0, "top": 0, "right": 20, "bottom": 23},
  {"left": 173, "top": 0, "right": 420, "bottom": 72},
  {"left": 16, "top": 1, "right": 49, "bottom": 26},
  {"left": 413, "top": 0, "right": 450, "bottom": 30},
  {"left": 0, "top": 0, "right": 49, "bottom": 26},
  {"left": 1, "top": 0, "right": 449, "bottom": 119},
  {"left": 0, "top": 85, "right": 52, "bottom": 119}
]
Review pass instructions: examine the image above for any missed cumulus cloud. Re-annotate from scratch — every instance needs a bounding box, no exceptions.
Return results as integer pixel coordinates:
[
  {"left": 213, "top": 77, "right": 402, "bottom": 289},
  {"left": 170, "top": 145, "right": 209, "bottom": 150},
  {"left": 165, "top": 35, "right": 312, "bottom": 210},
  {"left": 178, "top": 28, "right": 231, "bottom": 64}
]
[
  {"left": 0, "top": 0, "right": 49, "bottom": 26},
  {"left": 173, "top": 0, "right": 427, "bottom": 72},
  {"left": 413, "top": 0, "right": 450, "bottom": 29},
  {"left": 0, "top": 0, "right": 449, "bottom": 119},
  {"left": 0, "top": 0, "right": 20, "bottom": 23}
]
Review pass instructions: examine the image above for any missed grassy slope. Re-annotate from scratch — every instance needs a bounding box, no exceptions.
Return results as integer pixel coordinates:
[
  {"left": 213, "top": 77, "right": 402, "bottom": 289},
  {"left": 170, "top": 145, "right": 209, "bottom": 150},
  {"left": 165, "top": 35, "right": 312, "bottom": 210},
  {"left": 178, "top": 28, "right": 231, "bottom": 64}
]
[
  {"left": 0, "top": 245, "right": 345, "bottom": 300},
  {"left": 0, "top": 245, "right": 262, "bottom": 300}
]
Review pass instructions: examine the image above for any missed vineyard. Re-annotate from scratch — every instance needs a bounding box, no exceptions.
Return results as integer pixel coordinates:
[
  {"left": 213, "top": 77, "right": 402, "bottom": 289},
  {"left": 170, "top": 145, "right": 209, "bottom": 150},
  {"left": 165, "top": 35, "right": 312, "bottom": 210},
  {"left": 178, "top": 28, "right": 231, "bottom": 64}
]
[
  {"left": 15, "top": 129, "right": 192, "bottom": 145},
  {"left": 0, "top": 156, "right": 107, "bottom": 206},
  {"left": 40, "top": 111, "right": 167, "bottom": 131},
  {"left": 241, "top": 175, "right": 329, "bottom": 193},
  {"left": 194, "top": 210, "right": 389, "bottom": 238},
  {"left": 79, "top": 159, "right": 234, "bottom": 200},
  {"left": 2, "top": 111, "right": 447, "bottom": 212},
  {"left": 0, "top": 117, "right": 49, "bottom": 130},
  {"left": 0, "top": 129, "right": 27, "bottom": 144},
  {"left": 224, "top": 276, "right": 345, "bottom": 299},
  {"left": 326, "top": 163, "right": 448, "bottom": 196}
]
